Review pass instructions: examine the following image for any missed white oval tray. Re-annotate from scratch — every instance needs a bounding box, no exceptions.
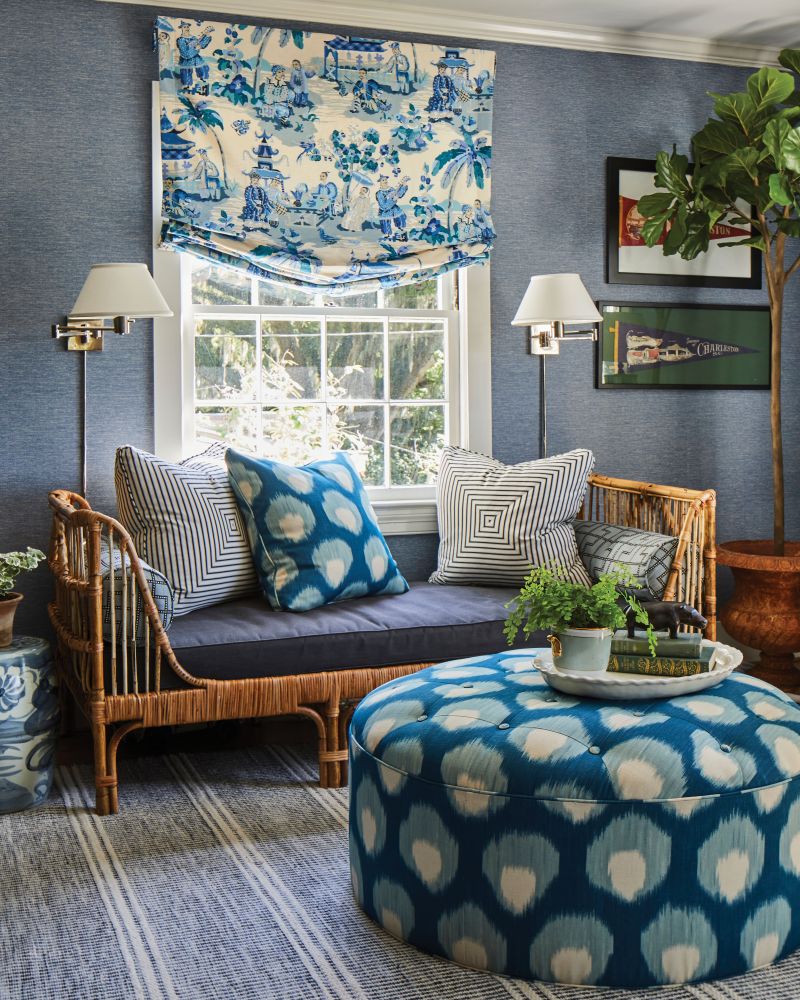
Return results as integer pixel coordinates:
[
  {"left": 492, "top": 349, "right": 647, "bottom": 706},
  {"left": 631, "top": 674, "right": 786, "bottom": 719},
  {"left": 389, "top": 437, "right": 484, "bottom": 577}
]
[{"left": 533, "top": 641, "right": 743, "bottom": 701}]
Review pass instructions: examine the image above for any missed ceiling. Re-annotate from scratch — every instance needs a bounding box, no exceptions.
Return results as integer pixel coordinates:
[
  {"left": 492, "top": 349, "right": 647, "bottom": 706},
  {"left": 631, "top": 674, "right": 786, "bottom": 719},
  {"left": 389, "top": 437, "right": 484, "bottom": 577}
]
[
  {"left": 445, "top": 0, "right": 800, "bottom": 49},
  {"left": 106, "top": 0, "right": 800, "bottom": 65}
]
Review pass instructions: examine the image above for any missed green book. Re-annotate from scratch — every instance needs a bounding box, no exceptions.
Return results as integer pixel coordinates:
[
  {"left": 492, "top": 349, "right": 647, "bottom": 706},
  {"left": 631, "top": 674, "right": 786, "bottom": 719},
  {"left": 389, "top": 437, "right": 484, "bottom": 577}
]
[
  {"left": 608, "top": 646, "right": 716, "bottom": 677},
  {"left": 611, "top": 629, "right": 702, "bottom": 658}
]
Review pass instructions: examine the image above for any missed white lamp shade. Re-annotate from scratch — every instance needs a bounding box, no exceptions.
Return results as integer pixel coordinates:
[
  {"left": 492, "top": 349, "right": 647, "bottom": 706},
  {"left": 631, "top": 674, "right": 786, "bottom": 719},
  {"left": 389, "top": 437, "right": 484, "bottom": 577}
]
[
  {"left": 70, "top": 263, "right": 173, "bottom": 319},
  {"left": 511, "top": 273, "right": 602, "bottom": 326}
]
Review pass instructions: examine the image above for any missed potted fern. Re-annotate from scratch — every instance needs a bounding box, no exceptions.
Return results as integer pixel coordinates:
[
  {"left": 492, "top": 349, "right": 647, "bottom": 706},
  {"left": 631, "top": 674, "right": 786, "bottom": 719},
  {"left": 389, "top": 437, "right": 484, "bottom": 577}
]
[
  {"left": 0, "top": 548, "right": 46, "bottom": 647},
  {"left": 505, "top": 566, "right": 654, "bottom": 671},
  {"left": 637, "top": 49, "right": 800, "bottom": 691}
]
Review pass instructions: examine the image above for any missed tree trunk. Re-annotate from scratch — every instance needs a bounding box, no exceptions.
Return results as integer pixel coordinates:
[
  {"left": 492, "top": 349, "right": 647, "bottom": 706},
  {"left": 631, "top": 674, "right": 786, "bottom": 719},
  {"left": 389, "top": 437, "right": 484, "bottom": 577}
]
[
  {"left": 770, "top": 288, "right": 785, "bottom": 555},
  {"left": 254, "top": 29, "right": 273, "bottom": 97},
  {"left": 211, "top": 129, "right": 230, "bottom": 190}
]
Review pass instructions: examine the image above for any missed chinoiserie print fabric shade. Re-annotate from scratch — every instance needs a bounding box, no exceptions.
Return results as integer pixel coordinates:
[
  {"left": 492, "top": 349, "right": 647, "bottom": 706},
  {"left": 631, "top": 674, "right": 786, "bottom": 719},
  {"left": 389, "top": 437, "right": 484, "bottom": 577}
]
[{"left": 156, "top": 17, "right": 496, "bottom": 293}]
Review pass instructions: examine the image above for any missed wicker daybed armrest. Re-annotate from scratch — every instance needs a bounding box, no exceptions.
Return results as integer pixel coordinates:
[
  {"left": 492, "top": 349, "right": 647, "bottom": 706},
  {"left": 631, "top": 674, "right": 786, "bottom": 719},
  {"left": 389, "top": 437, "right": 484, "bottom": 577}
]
[
  {"left": 583, "top": 473, "right": 717, "bottom": 639},
  {"left": 48, "top": 489, "right": 206, "bottom": 700}
]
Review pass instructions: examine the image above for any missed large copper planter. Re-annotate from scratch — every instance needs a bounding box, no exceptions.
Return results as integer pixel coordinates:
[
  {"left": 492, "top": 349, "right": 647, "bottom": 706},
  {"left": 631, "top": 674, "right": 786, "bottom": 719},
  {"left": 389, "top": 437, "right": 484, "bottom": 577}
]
[{"left": 718, "top": 540, "right": 800, "bottom": 694}]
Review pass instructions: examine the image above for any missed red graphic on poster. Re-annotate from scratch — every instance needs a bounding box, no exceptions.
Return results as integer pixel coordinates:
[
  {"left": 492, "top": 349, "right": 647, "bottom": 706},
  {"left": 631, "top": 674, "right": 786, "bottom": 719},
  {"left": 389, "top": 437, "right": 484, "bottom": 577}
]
[{"left": 618, "top": 196, "right": 750, "bottom": 247}]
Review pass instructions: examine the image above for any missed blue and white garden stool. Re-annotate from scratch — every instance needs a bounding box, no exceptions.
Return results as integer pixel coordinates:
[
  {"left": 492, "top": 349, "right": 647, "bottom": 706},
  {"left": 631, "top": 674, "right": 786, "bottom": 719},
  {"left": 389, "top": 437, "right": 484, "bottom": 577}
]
[
  {"left": 349, "top": 650, "right": 800, "bottom": 988},
  {"left": 0, "top": 637, "right": 59, "bottom": 814}
]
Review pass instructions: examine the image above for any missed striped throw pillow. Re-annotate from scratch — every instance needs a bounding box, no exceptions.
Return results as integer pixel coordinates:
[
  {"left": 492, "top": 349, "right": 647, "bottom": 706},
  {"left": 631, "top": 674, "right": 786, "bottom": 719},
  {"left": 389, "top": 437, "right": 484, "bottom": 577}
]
[
  {"left": 115, "top": 444, "right": 258, "bottom": 615},
  {"left": 430, "top": 447, "right": 594, "bottom": 587}
]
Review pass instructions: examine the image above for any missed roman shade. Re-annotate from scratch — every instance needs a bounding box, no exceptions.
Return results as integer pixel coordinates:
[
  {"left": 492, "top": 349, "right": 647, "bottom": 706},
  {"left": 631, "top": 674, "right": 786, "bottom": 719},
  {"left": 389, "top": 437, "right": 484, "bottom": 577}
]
[{"left": 156, "top": 16, "right": 495, "bottom": 293}]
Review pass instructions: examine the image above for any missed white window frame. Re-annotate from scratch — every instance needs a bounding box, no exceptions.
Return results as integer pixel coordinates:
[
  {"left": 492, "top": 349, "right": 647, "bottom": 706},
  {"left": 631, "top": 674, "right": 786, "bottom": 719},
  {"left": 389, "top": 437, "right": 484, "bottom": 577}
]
[{"left": 150, "top": 82, "right": 491, "bottom": 533}]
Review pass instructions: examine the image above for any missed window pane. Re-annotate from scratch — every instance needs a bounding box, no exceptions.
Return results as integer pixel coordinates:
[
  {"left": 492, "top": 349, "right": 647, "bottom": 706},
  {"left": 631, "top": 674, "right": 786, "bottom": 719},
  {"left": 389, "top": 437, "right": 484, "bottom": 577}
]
[
  {"left": 389, "top": 321, "right": 446, "bottom": 400},
  {"left": 191, "top": 261, "right": 251, "bottom": 305},
  {"left": 257, "top": 280, "right": 318, "bottom": 307},
  {"left": 263, "top": 320, "right": 322, "bottom": 401},
  {"left": 323, "top": 288, "right": 379, "bottom": 309},
  {"left": 327, "top": 333, "right": 384, "bottom": 400},
  {"left": 390, "top": 405, "right": 444, "bottom": 485},
  {"left": 384, "top": 278, "right": 438, "bottom": 311},
  {"left": 328, "top": 405, "right": 385, "bottom": 487},
  {"left": 195, "top": 405, "right": 258, "bottom": 453},
  {"left": 195, "top": 319, "right": 258, "bottom": 401},
  {"left": 262, "top": 405, "right": 324, "bottom": 465}
]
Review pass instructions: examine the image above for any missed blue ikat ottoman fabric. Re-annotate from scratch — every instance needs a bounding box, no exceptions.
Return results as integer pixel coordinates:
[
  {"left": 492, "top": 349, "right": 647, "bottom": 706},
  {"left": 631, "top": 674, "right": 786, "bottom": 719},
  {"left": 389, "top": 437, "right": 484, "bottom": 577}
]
[
  {"left": 226, "top": 448, "right": 408, "bottom": 612},
  {"left": 348, "top": 651, "right": 800, "bottom": 987}
]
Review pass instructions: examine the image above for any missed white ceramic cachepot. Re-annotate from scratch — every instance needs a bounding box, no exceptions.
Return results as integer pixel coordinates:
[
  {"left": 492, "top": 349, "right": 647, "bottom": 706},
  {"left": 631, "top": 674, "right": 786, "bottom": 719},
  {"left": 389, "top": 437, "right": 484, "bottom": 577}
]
[{"left": 547, "top": 627, "right": 612, "bottom": 672}]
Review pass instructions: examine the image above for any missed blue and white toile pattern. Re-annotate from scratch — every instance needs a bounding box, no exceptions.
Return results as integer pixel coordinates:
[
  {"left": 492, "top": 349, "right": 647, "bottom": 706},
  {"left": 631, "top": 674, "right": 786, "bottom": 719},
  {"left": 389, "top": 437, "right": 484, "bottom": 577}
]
[{"left": 156, "top": 16, "right": 495, "bottom": 292}]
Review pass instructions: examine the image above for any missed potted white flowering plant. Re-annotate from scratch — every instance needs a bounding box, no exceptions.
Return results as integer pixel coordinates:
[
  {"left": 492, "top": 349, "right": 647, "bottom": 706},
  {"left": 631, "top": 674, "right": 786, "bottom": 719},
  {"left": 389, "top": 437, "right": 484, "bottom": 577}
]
[{"left": 0, "top": 548, "right": 46, "bottom": 647}]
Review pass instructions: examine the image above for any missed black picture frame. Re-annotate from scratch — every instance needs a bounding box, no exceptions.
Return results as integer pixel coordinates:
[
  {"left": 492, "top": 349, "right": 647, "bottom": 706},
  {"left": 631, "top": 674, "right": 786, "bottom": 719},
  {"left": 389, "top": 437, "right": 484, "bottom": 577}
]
[
  {"left": 606, "top": 156, "right": 762, "bottom": 289},
  {"left": 595, "top": 301, "right": 771, "bottom": 390}
]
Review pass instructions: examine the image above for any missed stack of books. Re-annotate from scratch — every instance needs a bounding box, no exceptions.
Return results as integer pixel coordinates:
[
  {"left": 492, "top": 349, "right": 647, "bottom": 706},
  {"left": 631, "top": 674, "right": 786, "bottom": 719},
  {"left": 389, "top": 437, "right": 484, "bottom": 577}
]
[{"left": 608, "top": 630, "right": 715, "bottom": 676}]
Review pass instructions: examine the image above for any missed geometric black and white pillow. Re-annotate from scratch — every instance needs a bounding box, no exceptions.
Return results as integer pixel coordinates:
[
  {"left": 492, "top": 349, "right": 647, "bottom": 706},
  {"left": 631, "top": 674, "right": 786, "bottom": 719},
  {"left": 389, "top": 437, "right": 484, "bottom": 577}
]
[
  {"left": 574, "top": 519, "right": 679, "bottom": 599},
  {"left": 429, "top": 446, "right": 595, "bottom": 587},
  {"left": 114, "top": 443, "right": 258, "bottom": 615}
]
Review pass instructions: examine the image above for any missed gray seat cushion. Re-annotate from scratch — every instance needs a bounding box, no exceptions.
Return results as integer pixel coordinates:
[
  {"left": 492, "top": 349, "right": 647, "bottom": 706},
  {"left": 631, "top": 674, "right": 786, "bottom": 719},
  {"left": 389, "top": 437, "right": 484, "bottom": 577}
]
[{"left": 167, "top": 581, "right": 540, "bottom": 680}]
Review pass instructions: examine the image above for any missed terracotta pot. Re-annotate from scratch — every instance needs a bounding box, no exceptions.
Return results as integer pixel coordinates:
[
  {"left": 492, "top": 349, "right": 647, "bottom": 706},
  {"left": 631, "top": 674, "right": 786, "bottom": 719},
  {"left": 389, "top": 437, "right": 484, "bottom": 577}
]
[
  {"left": 0, "top": 593, "right": 23, "bottom": 649},
  {"left": 717, "top": 540, "right": 800, "bottom": 695}
]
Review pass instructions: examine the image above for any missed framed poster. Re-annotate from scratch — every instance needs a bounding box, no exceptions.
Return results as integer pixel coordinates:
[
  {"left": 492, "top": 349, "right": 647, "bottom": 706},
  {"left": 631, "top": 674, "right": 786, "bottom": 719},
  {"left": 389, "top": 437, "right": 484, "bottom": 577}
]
[
  {"left": 606, "top": 157, "right": 762, "bottom": 289},
  {"left": 596, "top": 302, "right": 771, "bottom": 390}
]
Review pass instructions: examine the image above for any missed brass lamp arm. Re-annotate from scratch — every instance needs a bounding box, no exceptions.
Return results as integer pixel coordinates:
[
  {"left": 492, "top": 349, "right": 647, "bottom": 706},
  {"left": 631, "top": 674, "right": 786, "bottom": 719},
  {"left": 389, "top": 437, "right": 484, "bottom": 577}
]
[{"left": 52, "top": 316, "right": 134, "bottom": 340}]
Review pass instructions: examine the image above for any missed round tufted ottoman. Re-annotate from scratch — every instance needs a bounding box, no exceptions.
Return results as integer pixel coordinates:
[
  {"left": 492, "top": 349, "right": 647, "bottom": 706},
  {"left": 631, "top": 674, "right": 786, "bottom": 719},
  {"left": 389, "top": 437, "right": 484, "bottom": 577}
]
[{"left": 348, "top": 650, "right": 800, "bottom": 988}]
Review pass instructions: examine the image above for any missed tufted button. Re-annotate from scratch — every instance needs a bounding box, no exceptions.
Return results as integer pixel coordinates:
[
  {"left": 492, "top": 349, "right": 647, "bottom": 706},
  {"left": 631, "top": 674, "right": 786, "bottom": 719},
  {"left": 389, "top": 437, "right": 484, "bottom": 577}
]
[
  {"left": 720, "top": 743, "right": 733, "bottom": 753},
  {"left": 497, "top": 722, "right": 510, "bottom": 730},
  {"left": 543, "top": 696, "right": 557, "bottom": 703},
  {"left": 588, "top": 745, "right": 602, "bottom": 755},
  {"left": 633, "top": 710, "right": 645, "bottom": 717},
  {"left": 463, "top": 683, "right": 474, "bottom": 689},
  {"left": 417, "top": 714, "right": 428, "bottom": 722}
]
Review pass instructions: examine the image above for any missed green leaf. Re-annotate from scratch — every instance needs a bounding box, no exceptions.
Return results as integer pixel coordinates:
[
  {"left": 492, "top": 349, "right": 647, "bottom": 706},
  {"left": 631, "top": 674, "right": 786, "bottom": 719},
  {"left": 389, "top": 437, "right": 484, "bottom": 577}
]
[
  {"left": 663, "top": 205, "right": 688, "bottom": 254},
  {"left": 778, "top": 48, "right": 800, "bottom": 76},
  {"left": 776, "top": 217, "right": 800, "bottom": 237},
  {"left": 680, "top": 212, "right": 712, "bottom": 260},
  {"left": 640, "top": 210, "right": 671, "bottom": 248},
  {"left": 654, "top": 149, "right": 690, "bottom": 197},
  {"left": 783, "top": 127, "right": 800, "bottom": 172},
  {"left": 726, "top": 146, "right": 761, "bottom": 180},
  {"left": 747, "top": 67, "right": 796, "bottom": 110},
  {"left": 769, "top": 172, "right": 794, "bottom": 205},
  {"left": 693, "top": 119, "right": 747, "bottom": 159},
  {"left": 636, "top": 192, "right": 675, "bottom": 217},
  {"left": 710, "top": 91, "right": 765, "bottom": 136},
  {"left": 764, "top": 118, "right": 793, "bottom": 168},
  {"left": 718, "top": 235, "right": 767, "bottom": 250}
]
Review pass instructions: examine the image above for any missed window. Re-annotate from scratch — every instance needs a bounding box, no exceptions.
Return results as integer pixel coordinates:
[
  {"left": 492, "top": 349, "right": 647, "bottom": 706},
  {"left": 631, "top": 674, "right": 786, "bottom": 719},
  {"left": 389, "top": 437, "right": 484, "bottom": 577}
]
[
  {"left": 187, "top": 259, "right": 457, "bottom": 500},
  {"left": 150, "top": 83, "right": 490, "bottom": 533}
]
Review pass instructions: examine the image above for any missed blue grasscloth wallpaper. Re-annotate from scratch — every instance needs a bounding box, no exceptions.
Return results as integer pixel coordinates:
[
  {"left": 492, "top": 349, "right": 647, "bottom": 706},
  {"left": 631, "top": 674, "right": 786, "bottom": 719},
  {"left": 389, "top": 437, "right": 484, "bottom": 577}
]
[{"left": 1, "top": 0, "right": 797, "bottom": 637}]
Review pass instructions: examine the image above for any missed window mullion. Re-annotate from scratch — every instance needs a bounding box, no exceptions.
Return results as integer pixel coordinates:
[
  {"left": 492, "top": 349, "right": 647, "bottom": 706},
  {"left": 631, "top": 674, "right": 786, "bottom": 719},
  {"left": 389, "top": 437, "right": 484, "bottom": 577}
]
[
  {"left": 321, "top": 313, "right": 329, "bottom": 454},
  {"left": 383, "top": 315, "right": 390, "bottom": 489}
]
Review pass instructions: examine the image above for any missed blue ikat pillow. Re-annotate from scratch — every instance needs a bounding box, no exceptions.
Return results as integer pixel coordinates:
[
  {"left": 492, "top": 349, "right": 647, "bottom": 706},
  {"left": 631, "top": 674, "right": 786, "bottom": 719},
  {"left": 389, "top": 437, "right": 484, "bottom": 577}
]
[{"left": 225, "top": 448, "right": 409, "bottom": 612}]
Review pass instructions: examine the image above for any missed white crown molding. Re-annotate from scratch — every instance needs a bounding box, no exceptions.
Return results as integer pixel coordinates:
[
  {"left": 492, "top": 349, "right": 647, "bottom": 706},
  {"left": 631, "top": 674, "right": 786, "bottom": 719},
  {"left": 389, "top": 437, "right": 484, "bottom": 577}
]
[{"left": 104, "top": 0, "right": 778, "bottom": 67}]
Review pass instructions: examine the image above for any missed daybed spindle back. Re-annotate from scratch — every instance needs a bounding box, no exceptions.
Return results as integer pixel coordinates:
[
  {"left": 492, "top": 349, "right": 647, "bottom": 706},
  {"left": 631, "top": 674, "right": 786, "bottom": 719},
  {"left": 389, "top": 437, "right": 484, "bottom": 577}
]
[{"left": 580, "top": 474, "right": 716, "bottom": 637}]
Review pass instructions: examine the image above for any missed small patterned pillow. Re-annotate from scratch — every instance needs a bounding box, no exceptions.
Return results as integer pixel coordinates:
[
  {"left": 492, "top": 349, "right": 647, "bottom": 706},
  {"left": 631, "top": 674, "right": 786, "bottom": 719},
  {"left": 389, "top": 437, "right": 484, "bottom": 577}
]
[
  {"left": 226, "top": 449, "right": 409, "bottom": 612},
  {"left": 573, "top": 519, "right": 679, "bottom": 599},
  {"left": 100, "top": 542, "right": 174, "bottom": 644}
]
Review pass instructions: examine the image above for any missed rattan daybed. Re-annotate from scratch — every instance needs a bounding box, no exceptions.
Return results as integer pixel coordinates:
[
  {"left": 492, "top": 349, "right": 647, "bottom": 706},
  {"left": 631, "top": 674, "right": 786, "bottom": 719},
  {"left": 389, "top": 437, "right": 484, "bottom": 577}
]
[{"left": 48, "top": 473, "right": 716, "bottom": 815}]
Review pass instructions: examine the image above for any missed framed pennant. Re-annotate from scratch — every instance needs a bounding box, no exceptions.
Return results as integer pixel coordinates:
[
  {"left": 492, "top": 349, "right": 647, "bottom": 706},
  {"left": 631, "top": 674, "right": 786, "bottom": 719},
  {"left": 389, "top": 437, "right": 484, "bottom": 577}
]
[
  {"left": 606, "top": 157, "right": 762, "bottom": 289},
  {"left": 596, "top": 301, "right": 771, "bottom": 390}
]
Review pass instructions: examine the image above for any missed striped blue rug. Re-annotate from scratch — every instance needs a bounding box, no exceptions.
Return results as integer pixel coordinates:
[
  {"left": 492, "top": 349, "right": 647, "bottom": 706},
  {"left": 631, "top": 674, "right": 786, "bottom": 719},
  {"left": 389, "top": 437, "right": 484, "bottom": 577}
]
[{"left": 2, "top": 745, "right": 799, "bottom": 1000}]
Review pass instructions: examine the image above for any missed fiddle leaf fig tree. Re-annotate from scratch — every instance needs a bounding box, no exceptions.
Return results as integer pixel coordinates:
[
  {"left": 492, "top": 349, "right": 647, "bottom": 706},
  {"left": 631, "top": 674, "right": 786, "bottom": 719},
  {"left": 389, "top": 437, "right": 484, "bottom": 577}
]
[{"left": 638, "top": 51, "right": 800, "bottom": 556}]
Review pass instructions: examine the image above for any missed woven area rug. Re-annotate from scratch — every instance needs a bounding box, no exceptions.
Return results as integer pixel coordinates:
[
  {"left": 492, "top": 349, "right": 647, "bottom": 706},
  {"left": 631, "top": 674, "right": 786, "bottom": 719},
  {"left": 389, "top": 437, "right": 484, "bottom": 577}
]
[{"left": 2, "top": 745, "right": 799, "bottom": 1000}]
